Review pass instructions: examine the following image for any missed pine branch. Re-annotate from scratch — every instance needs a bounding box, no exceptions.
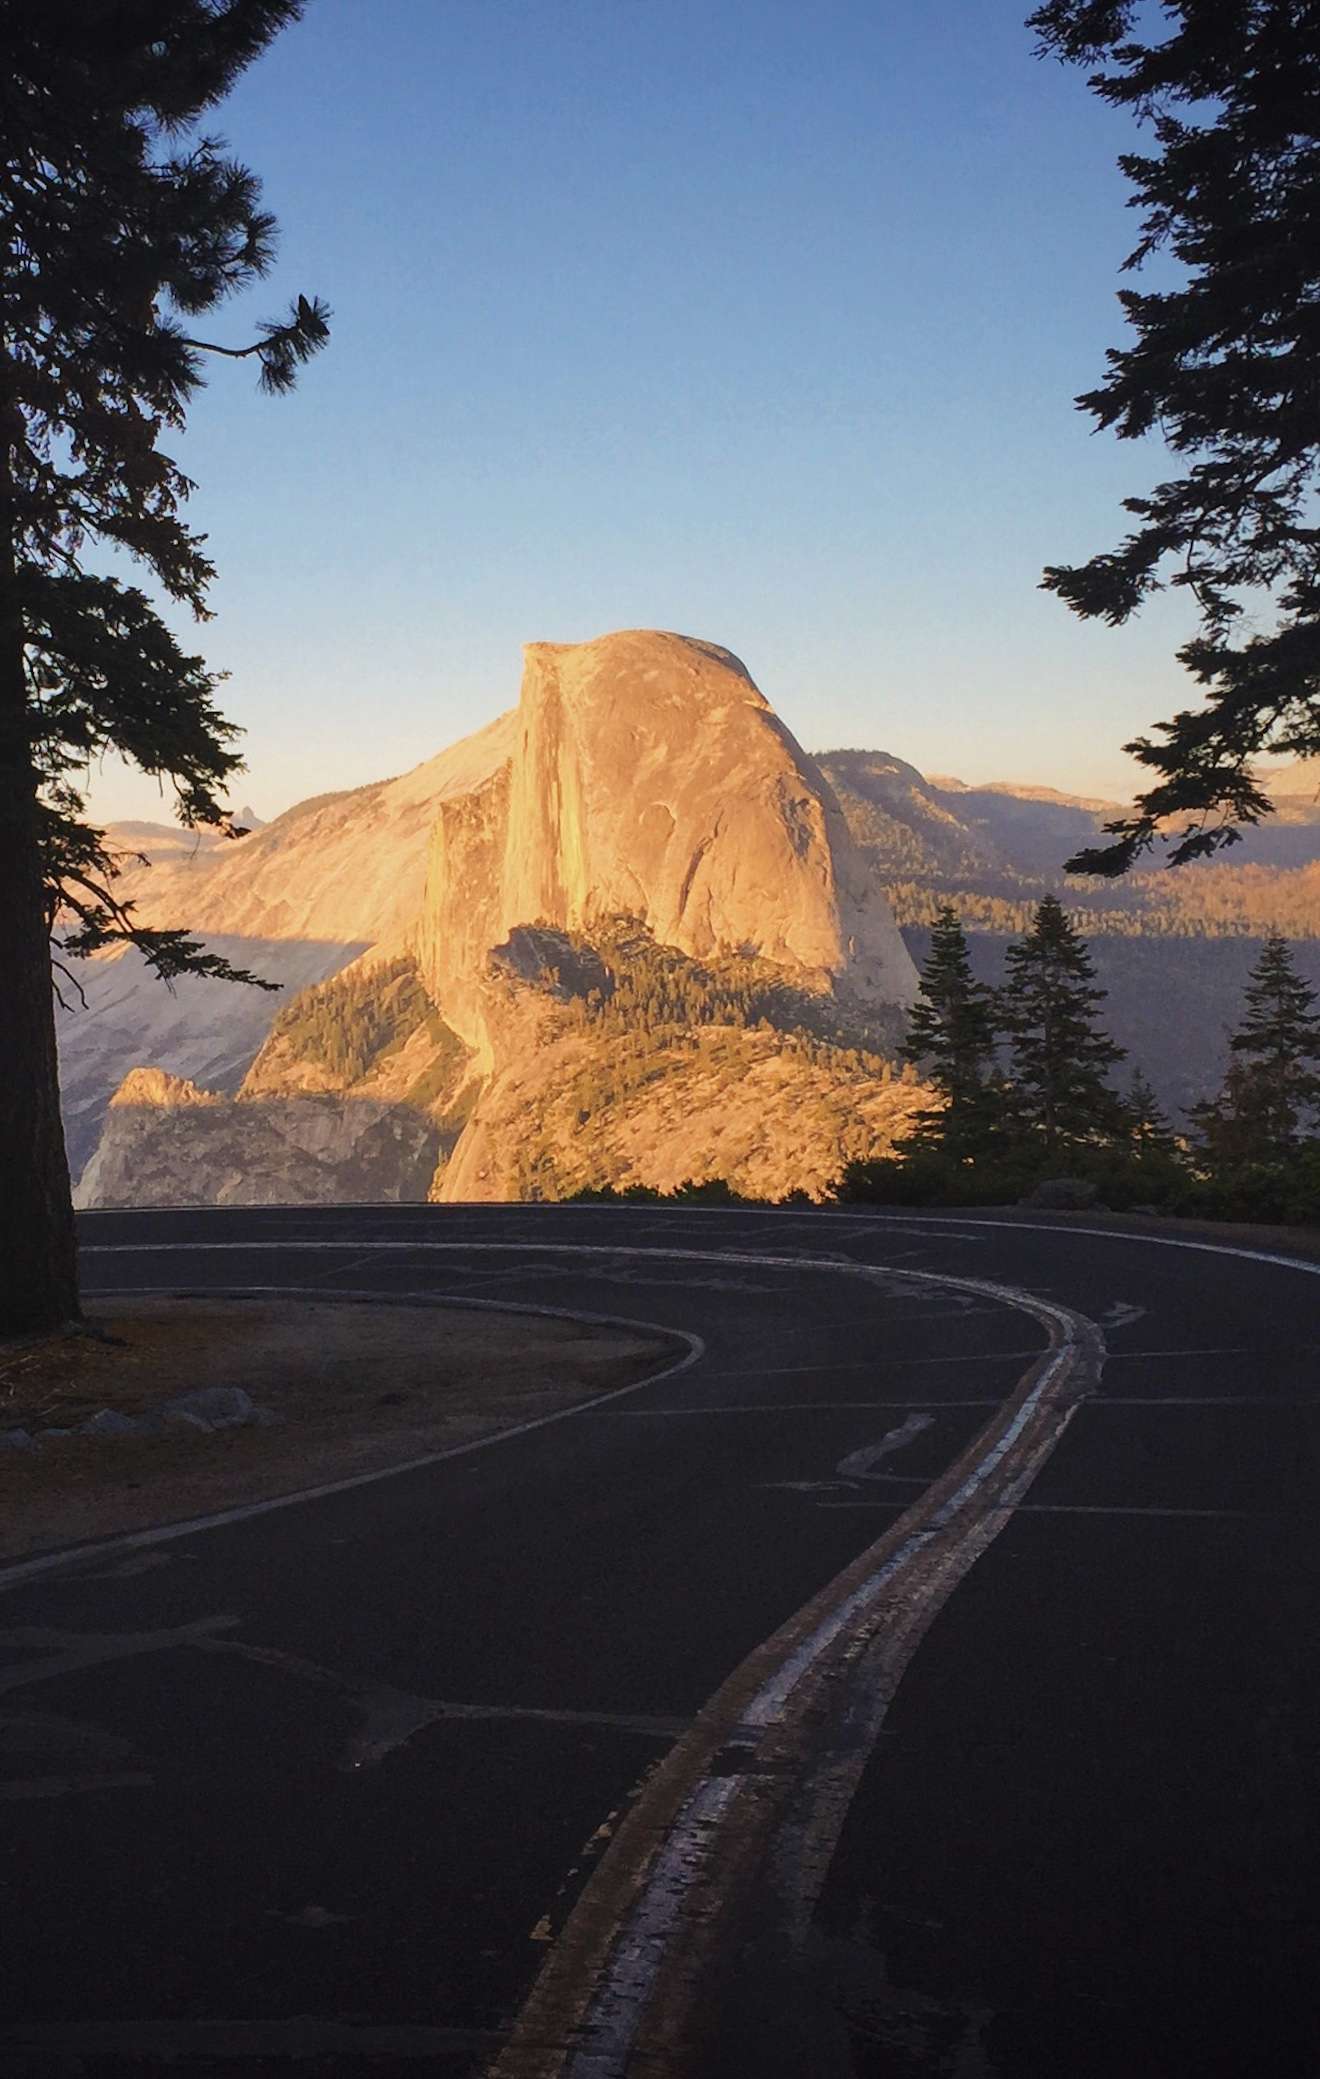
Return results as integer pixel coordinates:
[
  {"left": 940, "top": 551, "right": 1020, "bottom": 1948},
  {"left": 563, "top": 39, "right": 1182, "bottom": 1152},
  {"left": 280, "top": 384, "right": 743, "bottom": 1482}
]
[{"left": 180, "top": 294, "right": 330, "bottom": 391}]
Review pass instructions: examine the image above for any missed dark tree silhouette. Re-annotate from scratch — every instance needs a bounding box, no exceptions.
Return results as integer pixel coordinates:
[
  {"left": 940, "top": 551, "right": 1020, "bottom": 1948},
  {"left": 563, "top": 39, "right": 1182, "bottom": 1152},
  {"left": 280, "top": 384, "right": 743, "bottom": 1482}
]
[
  {"left": 900, "top": 904, "right": 999, "bottom": 1156},
  {"left": 1030, "top": 2, "right": 1320, "bottom": 872},
  {"left": 1192, "top": 932, "right": 1320, "bottom": 1164},
  {"left": 1124, "top": 1068, "right": 1177, "bottom": 1155},
  {"left": 2, "top": 1, "right": 328, "bottom": 1334},
  {"left": 1188, "top": 1061, "right": 1279, "bottom": 1175},
  {"left": 999, "top": 895, "right": 1126, "bottom": 1155}
]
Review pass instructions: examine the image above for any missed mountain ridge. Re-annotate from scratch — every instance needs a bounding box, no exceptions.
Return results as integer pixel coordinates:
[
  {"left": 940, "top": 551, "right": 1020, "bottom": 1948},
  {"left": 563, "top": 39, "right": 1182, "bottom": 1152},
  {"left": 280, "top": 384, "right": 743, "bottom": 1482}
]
[
  {"left": 63, "top": 634, "right": 1320, "bottom": 1203},
  {"left": 69, "top": 632, "right": 923, "bottom": 1205}
]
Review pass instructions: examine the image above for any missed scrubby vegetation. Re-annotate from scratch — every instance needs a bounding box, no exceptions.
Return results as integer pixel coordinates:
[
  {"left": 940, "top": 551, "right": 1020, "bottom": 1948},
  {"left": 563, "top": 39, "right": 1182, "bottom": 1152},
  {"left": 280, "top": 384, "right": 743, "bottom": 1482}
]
[
  {"left": 518, "top": 914, "right": 905, "bottom": 1055},
  {"left": 261, "top": 911, "right": 1319, "bottom": 1230},
  {"left": 481, "top": 918, "right": 923, "bottom": 1203},
  {"left": 268, "top": 958, "right": 432, "bottom": 1082},
  {"left": 562, "top": 1022, "right": 909, "bottom": 1131},
  {"left": 403, "top": 1018, "right": 469, "bottom": 1111},
  {"left": 565, "top": 1177, "right": 798, "bottom": 1207},
  {"left": 268, "top": 957, "right": 466, "bottom": 1103},
  {"left": 496, "top": 1016, "right": 922, "bottom": 1205}
]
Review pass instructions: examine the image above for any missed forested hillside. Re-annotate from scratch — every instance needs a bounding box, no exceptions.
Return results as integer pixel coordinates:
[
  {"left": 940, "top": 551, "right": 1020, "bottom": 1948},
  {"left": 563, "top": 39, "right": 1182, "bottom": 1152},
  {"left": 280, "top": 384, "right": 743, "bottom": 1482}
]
[{"left": 819, "top": 752, "right": 1320, "bottom": 1116}]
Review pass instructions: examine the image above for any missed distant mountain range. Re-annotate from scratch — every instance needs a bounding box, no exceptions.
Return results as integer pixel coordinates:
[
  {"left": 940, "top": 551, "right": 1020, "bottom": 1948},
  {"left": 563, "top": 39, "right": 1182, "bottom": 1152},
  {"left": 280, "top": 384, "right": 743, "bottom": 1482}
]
[
  {"left": 816, "top": 749, "right": 1320, "bottom": 1123},
  {"left": 58, "top": 635, "right": 1320, "bottom": 1204}
]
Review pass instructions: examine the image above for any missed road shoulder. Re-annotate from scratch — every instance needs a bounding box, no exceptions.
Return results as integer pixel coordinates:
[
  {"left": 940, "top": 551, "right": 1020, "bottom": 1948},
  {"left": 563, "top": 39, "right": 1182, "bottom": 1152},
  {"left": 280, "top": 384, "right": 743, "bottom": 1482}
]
[{"left": 1, "top": 1294, "right": 672, "bottom": 1561}]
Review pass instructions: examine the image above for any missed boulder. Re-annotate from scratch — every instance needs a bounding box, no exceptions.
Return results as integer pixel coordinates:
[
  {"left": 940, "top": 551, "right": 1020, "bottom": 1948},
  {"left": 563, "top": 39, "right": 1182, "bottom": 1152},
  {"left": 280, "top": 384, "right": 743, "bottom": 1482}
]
[
  {"left": 79, "top": 1408, "right": 145, "bottom": 1438},
  {"left": 161, "top": 1385, "right": 260, "bottom": 1430},
  {"left": 160, "top": 1407, "right": 215, "bottom": 1434}
]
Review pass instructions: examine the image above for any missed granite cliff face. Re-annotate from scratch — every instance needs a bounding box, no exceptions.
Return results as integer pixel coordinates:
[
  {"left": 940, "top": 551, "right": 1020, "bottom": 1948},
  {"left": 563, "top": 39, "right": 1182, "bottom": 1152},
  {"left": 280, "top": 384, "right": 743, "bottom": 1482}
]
[
  {"left": 415, "top": 632, "right": 916, "bottom": 1058},
  {"left": 58, "top": 713, "right": 514, "bottom": 1174},
  {"left": 77, "top": 1066, "right": 442, "bottom": 1209},
  {"left": 73, "top": 632, "right": 921, "bottom": 1206}
]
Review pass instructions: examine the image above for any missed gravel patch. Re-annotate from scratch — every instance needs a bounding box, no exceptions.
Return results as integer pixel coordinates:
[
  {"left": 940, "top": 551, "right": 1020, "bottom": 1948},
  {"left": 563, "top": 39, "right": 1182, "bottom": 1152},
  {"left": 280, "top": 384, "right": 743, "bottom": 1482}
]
[{"left": 0, "top": 1296, "right": 674, "bottom": 1561}]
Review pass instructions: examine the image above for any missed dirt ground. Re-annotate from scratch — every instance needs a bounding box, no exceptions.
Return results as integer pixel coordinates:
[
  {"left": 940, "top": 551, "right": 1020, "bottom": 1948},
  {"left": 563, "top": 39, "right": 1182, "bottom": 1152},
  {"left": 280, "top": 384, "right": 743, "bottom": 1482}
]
[{"left": 0, "top": 1297, "right": 674, "bottom": 1562}]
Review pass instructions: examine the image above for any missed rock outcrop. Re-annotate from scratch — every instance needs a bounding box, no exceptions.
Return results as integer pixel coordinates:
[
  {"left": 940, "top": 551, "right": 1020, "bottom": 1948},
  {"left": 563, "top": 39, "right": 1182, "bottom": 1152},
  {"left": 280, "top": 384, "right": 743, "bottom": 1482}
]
[
  {"left": 438, "top": 1011, "right": 927, "bottom": 1204},
  {"left": 110, "top": 1066, "right": 220, "bottom": 1111},
  {"left": 78, "top": 1080, "right": 441, "bottom": 1209},
  {"left": 71, "top": 632, "right": 922, "bottom": 1206}
]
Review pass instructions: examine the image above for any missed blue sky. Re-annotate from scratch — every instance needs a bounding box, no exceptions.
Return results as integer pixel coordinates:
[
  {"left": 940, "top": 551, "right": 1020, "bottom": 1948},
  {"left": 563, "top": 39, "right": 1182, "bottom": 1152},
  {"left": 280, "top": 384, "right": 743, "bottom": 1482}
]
[{"left": 95, "top": 0, "right": 1197, "bottom": 824}]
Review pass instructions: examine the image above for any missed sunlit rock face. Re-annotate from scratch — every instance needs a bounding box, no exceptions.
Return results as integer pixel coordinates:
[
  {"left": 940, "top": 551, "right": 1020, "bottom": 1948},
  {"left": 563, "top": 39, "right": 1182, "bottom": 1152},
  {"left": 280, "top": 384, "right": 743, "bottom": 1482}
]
[
  {"left": 416, "top": 630, "right": 918, "bottom": 1049},
  {"left": 71, "top": 631, "right": 922, "bottom": 1207}
]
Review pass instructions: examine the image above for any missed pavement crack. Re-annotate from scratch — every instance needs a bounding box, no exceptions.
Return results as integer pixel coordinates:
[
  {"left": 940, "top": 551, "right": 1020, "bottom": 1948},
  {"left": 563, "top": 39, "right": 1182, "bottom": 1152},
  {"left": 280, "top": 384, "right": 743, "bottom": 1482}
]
[
  {"left": 0, "top": 1616, "right": 238, "bottom": 1698},
  {"left": 193, "top": 1637, "right": 690, "bottom": 1768}
]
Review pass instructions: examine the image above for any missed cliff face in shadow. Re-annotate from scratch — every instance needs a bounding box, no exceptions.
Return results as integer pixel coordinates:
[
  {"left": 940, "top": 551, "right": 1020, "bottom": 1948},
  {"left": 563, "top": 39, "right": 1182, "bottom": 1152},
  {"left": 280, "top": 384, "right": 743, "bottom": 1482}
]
[
  {"left": 58, "top": 711, "right": 515, "bottom": 1174},
  {"left": 56, "top": 935, "right": 371, "bottom": 1180},
  {"left": 76, "top": 1072, "right": 441, "bottom": 1209}
]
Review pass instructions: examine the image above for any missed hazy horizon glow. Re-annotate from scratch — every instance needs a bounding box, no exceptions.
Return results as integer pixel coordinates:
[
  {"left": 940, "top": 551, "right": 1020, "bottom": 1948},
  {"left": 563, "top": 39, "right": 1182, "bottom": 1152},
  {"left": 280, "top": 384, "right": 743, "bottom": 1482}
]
[{"left": 82, "top": 0, "right": 1196, "bottom": 827}]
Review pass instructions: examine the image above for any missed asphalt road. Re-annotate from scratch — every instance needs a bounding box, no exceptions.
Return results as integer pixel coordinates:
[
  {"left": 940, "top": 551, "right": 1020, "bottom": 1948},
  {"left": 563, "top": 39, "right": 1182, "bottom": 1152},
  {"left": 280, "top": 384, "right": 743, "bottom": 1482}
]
[{"left": 2, "top": 1204, "right": 1318, "bottom": 2078}]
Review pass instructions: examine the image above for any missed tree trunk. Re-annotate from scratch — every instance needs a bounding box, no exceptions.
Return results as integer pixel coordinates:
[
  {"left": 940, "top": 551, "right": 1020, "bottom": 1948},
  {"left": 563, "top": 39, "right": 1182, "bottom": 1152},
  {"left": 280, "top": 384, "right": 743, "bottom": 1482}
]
[{"left": 0, "top": 431, "right": 79, "bottom": 1336}]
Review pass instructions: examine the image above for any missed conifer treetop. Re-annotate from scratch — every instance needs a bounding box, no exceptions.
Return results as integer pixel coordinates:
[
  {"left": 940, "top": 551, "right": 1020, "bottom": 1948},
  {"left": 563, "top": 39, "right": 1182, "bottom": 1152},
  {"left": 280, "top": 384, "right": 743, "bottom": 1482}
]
[
  {"left": 1029, "top": 1, "right": 1320, "bottom": 871},
  {"left": 3, "top": 0, "right": 330, "bottom": 984},
  {"left": 900, "top": 904, "right": 1000, "bottom": 1156},
  {"left": 999, "top": 894, "right": 1126, "bottom": 1152}
]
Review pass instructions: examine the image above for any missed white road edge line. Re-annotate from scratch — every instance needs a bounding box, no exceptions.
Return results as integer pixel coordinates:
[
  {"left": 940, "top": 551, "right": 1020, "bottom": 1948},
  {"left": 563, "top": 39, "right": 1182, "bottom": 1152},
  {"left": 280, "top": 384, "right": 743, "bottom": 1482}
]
[
  {"left": 12, "top": 1234, "right": 1033, "bottom": 1592},
  {"left": 78, "top": 1202, "right": 1320, "bottom": 1282},
  {"left": 598, "top": 1401, "right": 1005, "bottom": 1414},
  {"left": 855, "top": 1212, "right": 1320, "bottom": 1281},
  {"left": 0, "top": 1289, "right": 703, "bottom": 1592},
  {"left": 81, "top": 1241, "right": 860, "bottom": 1267}
]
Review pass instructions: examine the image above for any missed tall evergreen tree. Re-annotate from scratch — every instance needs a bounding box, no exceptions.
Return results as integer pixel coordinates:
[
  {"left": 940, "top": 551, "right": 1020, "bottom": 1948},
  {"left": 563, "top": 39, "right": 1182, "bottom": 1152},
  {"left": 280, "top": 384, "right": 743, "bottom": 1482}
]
[
  {"left": 2, "top": 2, "right": 329, "bottom": 1333},
  {"left": 1187, "top": 1061, "right": 1277, "bottom": 1176},
  {"left": 1124, "top": 1068, "right": 1177, "bottom": 1156},
  {"left": 900, "top": 905, "right": 999, "bottom": 1156},
  {"left": 1029, "top": 3, "right": 1320, "bottom": 872},
  {"left": 999, "top": 895, "right": 1126, "bottom": 1156},
  {"left": 1194, "top": 934, "right": 1320, "bottom": 1165}
]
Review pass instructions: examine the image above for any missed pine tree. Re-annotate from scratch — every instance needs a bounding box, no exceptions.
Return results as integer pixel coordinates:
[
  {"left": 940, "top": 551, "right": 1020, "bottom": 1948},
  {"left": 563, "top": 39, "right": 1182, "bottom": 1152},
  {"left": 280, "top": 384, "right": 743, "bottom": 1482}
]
[
  {"left": 2, "top": 3, "right": 329, "bottom": 1333},
  {"left": 1124, "top": 1069, "right": 1177, "bottom": 1156},
  {"left": 1188, "top": 1062, "right": 1276, "bottom": 1177},
  {"left": 1029, "top": 3, "right": 1320, "bottom": 872},
  {"left": 900, "top": 906, "right": 998, "bottom": 1156},
  {"left": 1194, "top": 934, "right": 1320, "bottom": 1166},
  {"left": 999, "top": 896, "right": 1125, "bottom": 1157}
]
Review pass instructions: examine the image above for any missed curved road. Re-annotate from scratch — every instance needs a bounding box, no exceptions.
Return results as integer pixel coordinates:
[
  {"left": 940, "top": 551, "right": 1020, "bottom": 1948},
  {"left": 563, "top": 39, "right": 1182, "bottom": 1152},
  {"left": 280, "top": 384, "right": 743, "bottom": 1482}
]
[{"left": 2, "top": 1205, "right": 1319, "bottom": 2077}]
